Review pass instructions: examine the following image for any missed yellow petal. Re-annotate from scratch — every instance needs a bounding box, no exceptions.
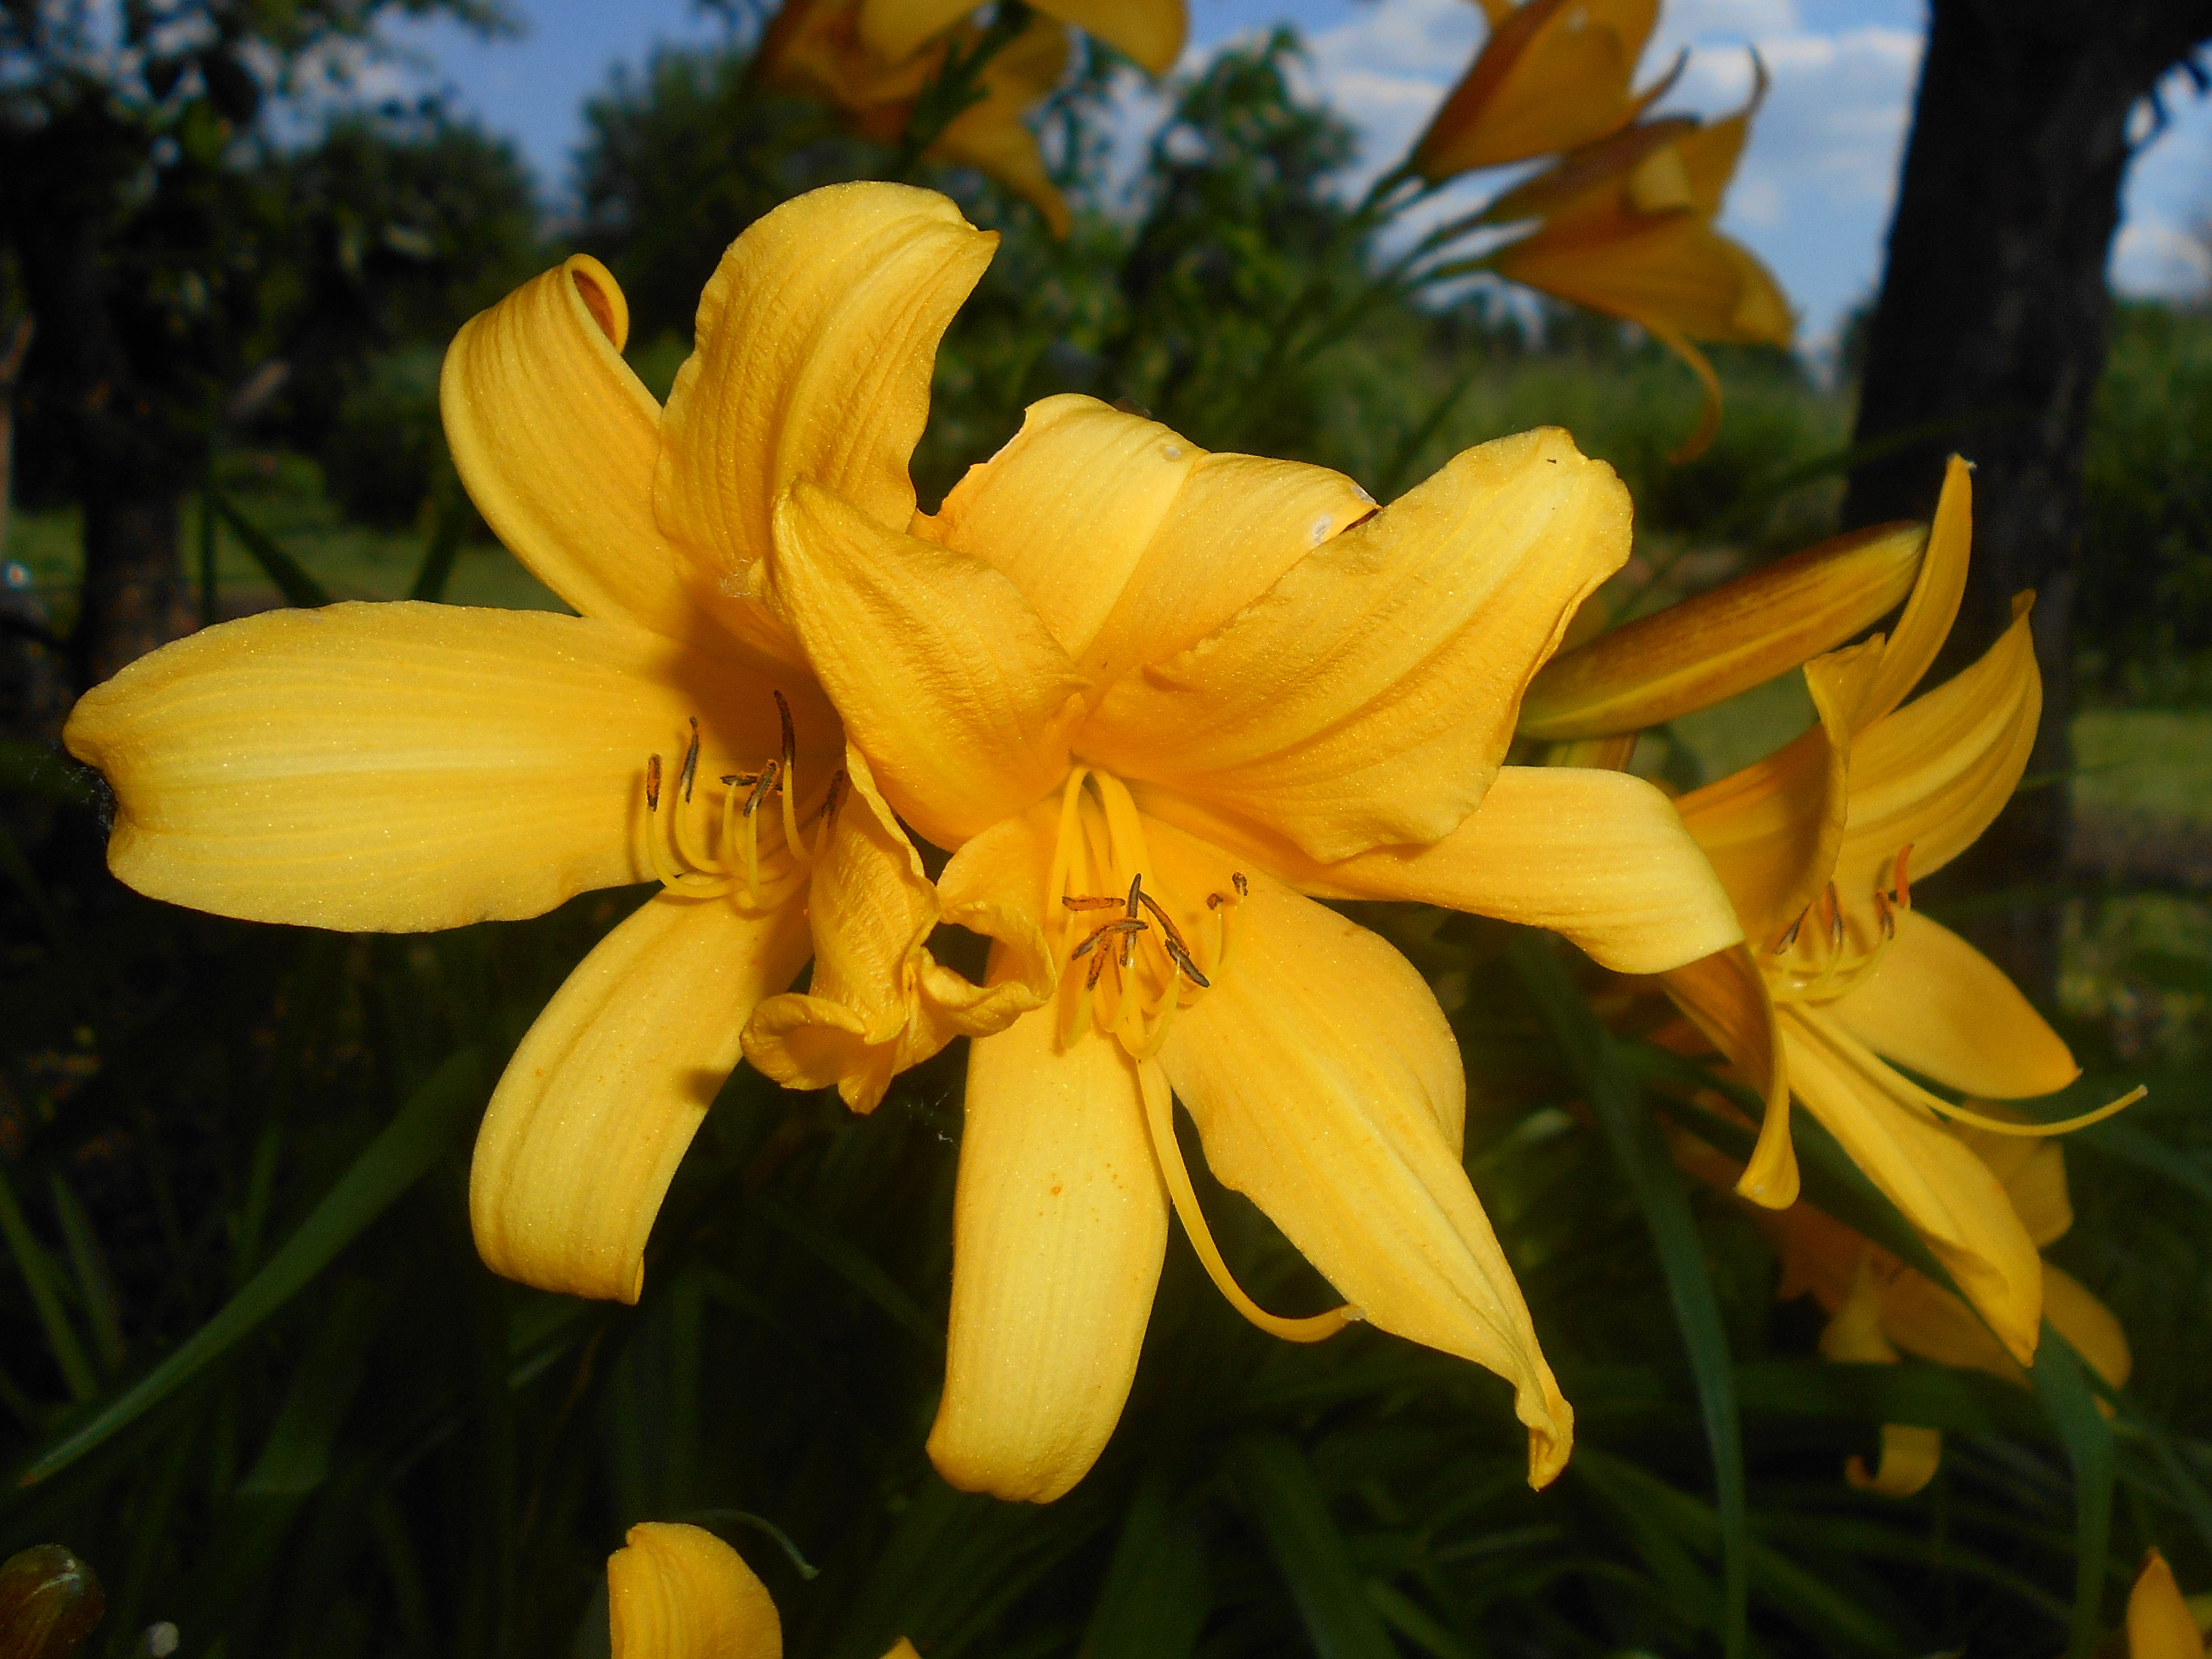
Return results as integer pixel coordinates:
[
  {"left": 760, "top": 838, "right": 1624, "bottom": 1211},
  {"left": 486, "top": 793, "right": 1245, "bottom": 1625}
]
[
  {"left": 854, "top": 0, "right": 974, "bottom": 60},
  {"left": 919, "top": 394, "right": 1202, "bottom": 658},
  {"left": 1854, "top": 455, "right": 1972, "bottom": 732},
  {"left": 1823, "top": 908, "right": 2079, "bottom": 1100},
  {"left": 1660, "top": 944, "right": 1797, "bottom": 1208},
  {"left": 1818, "top": 1256, "right": 1900, "bottom": 1363},
  {"left": 1157, "top": 864, "right": 1573, "bottom": 1487},
  {"left": 933, "top": 800, "right": 1063, "bottom": 1008},
  {"left": 1085, "top": 428, "right": 1631, "bottom": 863},
  {"left": 1781, "top": 1007, "right": 2043, "bottom": 1364},
  {"left": 1675, "top": 636, "right": 1880, "bottom": 942},
  {"left": 1846, "top": 1424, "right": 1941, "bottom": 1497},
  {"left": 2046, "top": 1262, "right": 2131, "bottom": 1393},
  {"left": 1030, "top": 0, "right": 1185, "bottom": 73},
  {"left": 2130, "top": 1551, "right": 2206, "bottom": 1659},
  {"left": 1519, "top": 520, "right": 1926, "bottom": 741},
  {"left": 441, "top": 258, "right": 715, "bottom": 646},
  {"left": 1873, "top": 1263, "right": 2018, "bottom": 1382},
  {"left": 927, "top": 1007, "right": 1168, "bottom": 1502},
  {"left": 62, "top": 603, "right": 831, "bottom": 932},
  {"left": 1480, "top": 117, "right": 1699, "bottom": 231},
  {"left": 1496, "top": 216, "right": 1793, "bottom": 348},
  {"left": 1838, "top": 596, "right": 2039, "bottom": 894},
  {"left": 653, "top": 183, "right": 996, "bottom": 608},
  {"left": 1413, "top": 0, "right": 1657, "bottom": 178},
  {"left": 1950, "top": 1125, "right": 2073, "bottom": 1247},
  {"left": 474, "top": 893, "right": 812, "bottom": 1302},
  {"left": 930, "top": 18, "right": 1073, "bottom": 236},
  {"left": 608, "top": 1522, "right": 782, "bottom": 1659},
  {"left": 766, "top": 480, "right": 1087, "bottom": 846}
]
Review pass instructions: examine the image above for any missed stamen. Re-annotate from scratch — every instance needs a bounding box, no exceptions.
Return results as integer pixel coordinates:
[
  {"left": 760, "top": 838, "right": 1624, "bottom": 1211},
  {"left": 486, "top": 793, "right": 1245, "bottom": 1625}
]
[
  {"left": 1774, "top": 912, "right": 1804, "bottom": 954},
  {"left": 774, "top": 690, "right": 811, "bottom": 869},
  {"left": 1071, "top": 918, "right": 1147, "bottom": 961},
  {"left": 646, "top": 754, "right": 663, "bottom": 813},
  {"left": 1796, "top": 1015, "right": 2149, "bottom": 1140},
  {"left": 1062, "top": 895, "right": 1124, "bottom": 911},
  {"left": 1137, "top": 1062, "right": 1354, "bottom": 1342},
  {"left": 680, "top": 718, "right": 701, "bottom": 804},
  {"left": 1892, "top": 843, "right": 1914, "bottom": 909},
  {"left": 813, "top": 768, "right": 848, "bottom": 859},
  {"left": 1923, "top": 1084, "right": 2147, "bottom": 1138}
]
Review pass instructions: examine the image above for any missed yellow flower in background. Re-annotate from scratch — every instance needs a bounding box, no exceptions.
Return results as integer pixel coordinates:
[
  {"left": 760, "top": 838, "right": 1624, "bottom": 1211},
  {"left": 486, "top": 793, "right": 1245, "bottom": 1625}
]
[
  {"left": 608, "top": 1522, "right": 918, "bottom": 1659},
  {"left": 760, "top": 0, "right": 1187, "bottom": 237},
  {"left": 1487, "top": 67, "right": 1792, "bottom": 459},
  {"left": 1412, "top": 0, "right": 1670, "bottom": 180},
  {"left": 748, "top": 379, "right": 1744, "bottom": 1501},
  {"left": 64, "top": 185, "right": 1012, "bottom": 1308},
  {"left": 1655, "top": 457, "right": 2136, "bottom": 1364},
  {"left": 2125, "top": 1550, "right": 2211, "bottom": 1659}
]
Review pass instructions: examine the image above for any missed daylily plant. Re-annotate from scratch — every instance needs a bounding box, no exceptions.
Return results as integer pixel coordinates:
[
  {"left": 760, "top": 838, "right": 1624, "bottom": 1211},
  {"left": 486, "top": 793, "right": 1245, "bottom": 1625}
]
[
  {"left": 736, "top": 247, "right": 1744, "bottom": 1493},
  {"left": 2124, "top": 1550, "right": 2211, "bottom": 1659},
  {"left": 609, "top": 1522, "right": 917, "bottom": 1659},
  {"left": 64, "top": 186, "right": 1015, "bottom": 1310}
]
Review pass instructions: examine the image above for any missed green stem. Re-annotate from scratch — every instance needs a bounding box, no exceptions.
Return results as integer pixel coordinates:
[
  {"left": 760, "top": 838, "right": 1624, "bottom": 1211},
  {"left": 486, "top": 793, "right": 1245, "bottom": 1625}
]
[{"left": 892, "top": 0, "right": 1030, "bottom": 176}]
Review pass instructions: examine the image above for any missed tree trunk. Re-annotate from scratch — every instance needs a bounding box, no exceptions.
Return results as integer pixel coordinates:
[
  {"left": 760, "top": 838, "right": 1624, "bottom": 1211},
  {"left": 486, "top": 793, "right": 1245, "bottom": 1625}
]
[
  {"left": 1842, "top": 0, "right": 2212, "bottom": 999},
  {"left": 78, "top": 493, "right": 192, "bottom": 687}
]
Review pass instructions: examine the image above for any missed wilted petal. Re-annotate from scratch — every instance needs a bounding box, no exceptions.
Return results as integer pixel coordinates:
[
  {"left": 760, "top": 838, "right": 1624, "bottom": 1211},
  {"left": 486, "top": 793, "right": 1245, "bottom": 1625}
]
[
  {"left": 654, "top": 184, "right": 996, "bottom": 606},
  {"left": 1519, "top": 520, "right": 1924, "bottom": 741},
  {"left": 928, "top": 1008, "right": 1168, "bottom": 1502},
  {"left": 767, "top": 481, "right": 1086, "bottom": 846},
  {"left": 1781, "top": 1007, "right": 2042, "bottom": 1365},
  {"left": 63, "top": 603, "right": 828, "bottom": 932},
  {"left": 1086, "top": 429, "right": 1630, "bottom": 863},
  {"left": 473, "top": 893, "right": 812, "bottom": 1302},
  {"left": 608, "top": 1522, "right": 782, "bottom": 1659},
  {"left": 1158, "top": 866, "right": 1573, "bottom": 1486},
  {"left": 1824, "top": 909, "right": 2079, "bottom": 1101}
]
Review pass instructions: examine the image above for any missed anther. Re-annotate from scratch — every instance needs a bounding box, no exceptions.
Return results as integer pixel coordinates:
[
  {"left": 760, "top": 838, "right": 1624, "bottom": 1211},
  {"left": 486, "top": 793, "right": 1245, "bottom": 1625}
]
[
  {"left": 1774, "top": 912, "right": 1804, "bottom": 953},
  {"left": 680, "top": 718, "right": 701, "bottom": 804},
  {"left": 774, "top": 690, "right": 797, "bottom": 777},
  {"left": 1825, "top": 884, "right": 1844, "bottom": 951},
  {"left": 1135, "top": 889, "right": 1209, "bottom": 988},
  {"left": 744, "top": 760, "right": 780, "bottom": 817},
  {"left": 1071, "top": 918, "right": 1147, "bottom": 961},
  {"left": 818, "top": 770, "right": 847, "bottom": 824},
  {"left": 1063, "top": 895, "right": 1124, "bottom": 911},
  {"left": 645, "top": 754, "right": 663, "bottom": 812},
  {"left": 1891, "top": 843, "right": 1914, "bottom": 910}
]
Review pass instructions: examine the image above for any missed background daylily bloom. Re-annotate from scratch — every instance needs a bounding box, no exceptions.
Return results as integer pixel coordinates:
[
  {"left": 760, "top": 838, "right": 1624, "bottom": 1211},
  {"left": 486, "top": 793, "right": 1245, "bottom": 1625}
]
[
  {"left": 857, "top": 0, "right": 1186, "bottom": 74},
  {"left": 65, "top": 184, "right": 999, "bottom": 1307},
  {"left": 2125, "top": 1550, "right": 2210, "bottom": 1659},
  {"left": 1485, "top": 64, "right": 1791, "bottom": 460},
  {"left": 1412, "top": 0, "right": 1668, "bottom": 180},
  {"left": 1656, "top": 458, "right": 2133, "bottom": 1365},
  {"left": 609, "top": 1522, "right": 919, "bottom": 1659},
  {"left": 748, "top": 379, "right": 1744, "bottom": 1502}
]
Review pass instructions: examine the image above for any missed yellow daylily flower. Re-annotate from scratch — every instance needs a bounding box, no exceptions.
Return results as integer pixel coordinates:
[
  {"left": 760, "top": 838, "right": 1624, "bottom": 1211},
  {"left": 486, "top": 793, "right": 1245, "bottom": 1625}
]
[
  {"left": 762, "top": 0, "right": 1187, "bottom": 237},
  {"left": 1487, "top": 68, "right": 1790, "bottom": 460},
  {"left": 64, "top": 185, "right": 1004, "bottom": 1307},
  {"left": 1755, "top": 1128, "right": 2128, "bottom": 1497},
  {"left": 1658, "top": 457, "right": 2131, "bottom": 1365},
  {"left": 608, "top": 1522, "right": 919, "bottom": 1659},
  {"left": 2124, "top": 1551, "right": 2211, "bottom": 1659},
  {"left": 1412, "top": 0, "right": 1669, "bottom": 180},
  {"left": 745, "top": 374, "right": 1745, "bottom": 1501}
]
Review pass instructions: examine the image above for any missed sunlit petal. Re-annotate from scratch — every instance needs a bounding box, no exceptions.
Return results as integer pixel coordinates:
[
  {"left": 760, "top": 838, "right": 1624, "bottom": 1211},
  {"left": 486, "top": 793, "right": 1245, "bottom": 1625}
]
[
  {"left": 928, "top": 1008, "right": 1168, "bottom": 1502},
  {"left": 1029, "top": 0, "right": 1186, "bottom": 72},
  {"left": 1413, "top": 0, "right": 1658, "bottom": 178},
  {"left": 1157, "top": 860, "right": 1573, "bottom": 1486},
  {"left": 1824, "top": 909, "right": 2079, "bottom": 1100},
  {"left": 473, "top": 893, "right": 812, "bottom": 1302},
  {"left": 1086, "top": 428, "right": 1630, "bottom": 862},
  {"left": 654, "top": 184, "right": 997, "bottom": 610},
  {"left": 1660, "top": 944, "right": 1796, "bottom": 1207},
  {"left": 766, "top": 480, "right": 1087, "bottom": 846},
  {"left": 1781, "top": 1007, "right": 2043, "bottom": 1364},
  {"left": 1854, "top": 455, "right": 1972, "bottom": 731},
  {"left": 608, "top": 1522, "right": 782, "bottom": 1659},
  {"left": 2129, "top": 1550, "right": 2205, "bottom": 1659},
  {"left": 63, "top": 603, "right": 829, "bottom": 932}
]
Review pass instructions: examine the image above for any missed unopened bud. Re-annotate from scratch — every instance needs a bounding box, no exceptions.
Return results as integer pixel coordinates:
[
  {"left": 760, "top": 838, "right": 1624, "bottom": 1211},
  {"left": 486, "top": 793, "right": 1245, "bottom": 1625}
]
[{"left": 0, "top": 1546, "right": 103, "bottom": 1659}]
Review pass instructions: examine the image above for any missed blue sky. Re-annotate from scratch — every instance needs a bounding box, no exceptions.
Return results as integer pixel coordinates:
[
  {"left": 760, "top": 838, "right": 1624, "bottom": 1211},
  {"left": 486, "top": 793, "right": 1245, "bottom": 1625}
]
[{"left": 382, "top": 0, "right": 2212, "bottom": 352}]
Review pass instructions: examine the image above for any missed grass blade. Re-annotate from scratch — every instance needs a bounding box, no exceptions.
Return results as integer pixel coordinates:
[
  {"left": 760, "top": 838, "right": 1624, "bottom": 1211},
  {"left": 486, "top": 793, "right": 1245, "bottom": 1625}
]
[
  {"left": 0, "top": 1161, "right": 98, "bottom": 1403},
  {"left": 208, "top": 490, "right": 333, "bottom": 608},
  {"left": 2035, "top": 1328, "right": 2116, "bottom": 1659},
  {"left": 14, "top": 1048, "right": 485, "bottom": 1486},
  {"left": 1512, "top": 939, "right": 1748, "bottom": 1659},
  {"left": 408, "top": 493, "right": 466, "bottom": 603},
  {"left": 1083, "top": 1467, "right": 1211, "bottom": 1659},
  {"left": 1222, "top": 1431, "right": 1398, "bottom": 1659}
]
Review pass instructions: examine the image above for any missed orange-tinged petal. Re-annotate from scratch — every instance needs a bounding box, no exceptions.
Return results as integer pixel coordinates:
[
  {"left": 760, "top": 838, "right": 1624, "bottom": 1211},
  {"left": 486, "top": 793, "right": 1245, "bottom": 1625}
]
[
  {"left": 1480, "top": 117, "right": 1698, "bottom": 231},
  {"left": 2130, "top": 1551, "right": 2205, "bottom": 1659},
  {"left": 2046, "top": 1262, "right": 2131, "bottom": 1393},
  {"left": 608, "top": 1522, "right": 782, "bottom": 1659},
  {"left": 442, "top": 258, "right": 720, "bottom": 648},
  {"left": 473, "top": 893, "right": 812, "bottom": 1302},
  {"left": 1496, "top": 214, "right": 1792, "bottom": 347},
  {"left": 1781, "top": 1007, "right": 2043, "bottom": 1364},
  {"left": 1823, "top": 908, "right": 2079, "bottom": 1100},
  {"left": 62, "top": 603, "right": 831, "bottom": 932},
  {"left": 1156, "top": 862, "right": 1573, "bottom": 1486},
  {"left": 1029, "top": 0, "right": 1185, "bottom": 73},
  {"left": 654, "top": 184, "right": 996, "bottom": 611},
  {"left": 1081, "top": 450, "right": 1377, "bottom": 686},
  {"left": 1838, "top": 596, "right": 2039, "bottom": 894},
  {"left": 1413, "top": 0, "right": 1657, "bottom": 179},
  {"left": 1519, "top": 520, "right": 1925, "bottom": 741},
  {"left": 1855, "top": 455, "right": 1972, "bottom": 731},
  {"left": 1677, "top": 637, "right": 1879, "bottom": 942},
  {"left": 1660, "top": 944, "right": 1796, "bottom": 1207},
  {"left": 919, "top": 394, "right": 1201, "bottom": 658},
  {"left": 1085, "top": 428, "right": 1630, "bottom": 863},
  {"left": 927, "top": 1005, "right": 1168, "bottom": 1502},
  {"left": 930, "top": 17, "right": 1073, "bottom": 236},
  {"left": 854, "top": 0, "right": 974, "bottom": 60},
  {"left": 1845, "top": 1423, "right": 1942, "bottom": 1497},
  {"left": 766, "top": 480, "right": 1086, "bottom": 846}
]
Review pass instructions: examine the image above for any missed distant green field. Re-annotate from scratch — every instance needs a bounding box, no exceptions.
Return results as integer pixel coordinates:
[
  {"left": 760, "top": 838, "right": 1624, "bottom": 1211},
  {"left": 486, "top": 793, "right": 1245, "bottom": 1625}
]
[{"left": 2075, "top": 708, "right": 2212, "bottom": 821}]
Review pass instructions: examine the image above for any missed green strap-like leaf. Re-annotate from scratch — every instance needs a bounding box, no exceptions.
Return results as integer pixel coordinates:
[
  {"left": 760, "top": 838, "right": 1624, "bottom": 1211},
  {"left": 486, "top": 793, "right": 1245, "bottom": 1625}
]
[
  {"left": 1512, "top": 939, "right": 1748, "bottom": 1659},
  {"left": 2034, "top": 1328, "right": 2117, "bottom": 1659},
  {"left": 408, "top": 493, "right": 467, "bottom": 604},
  {"left": 14, "top": 1048, "right": 485, "bottom": 1487},
  {"left": 208, "top": 490, "right": 333, "bottom": 609},
  {"left": 1083, "top": 1466, "right": 1211, "bottom": 1659},
  {"left": 1221, "top": 1431, "right": 1398, "bottom": 1659}
]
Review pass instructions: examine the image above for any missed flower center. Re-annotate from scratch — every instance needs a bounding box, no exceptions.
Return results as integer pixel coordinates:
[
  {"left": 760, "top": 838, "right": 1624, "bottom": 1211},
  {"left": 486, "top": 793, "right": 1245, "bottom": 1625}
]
[
  {"left": 638, "top": 690, "right": 837, "bottom": 911},
  {"left": 1765, "top": 844, "right": 1914, "bottom": 1007},
  {"left": 1046, "top": 768, "right": 1243, "bottom": 1061}
]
